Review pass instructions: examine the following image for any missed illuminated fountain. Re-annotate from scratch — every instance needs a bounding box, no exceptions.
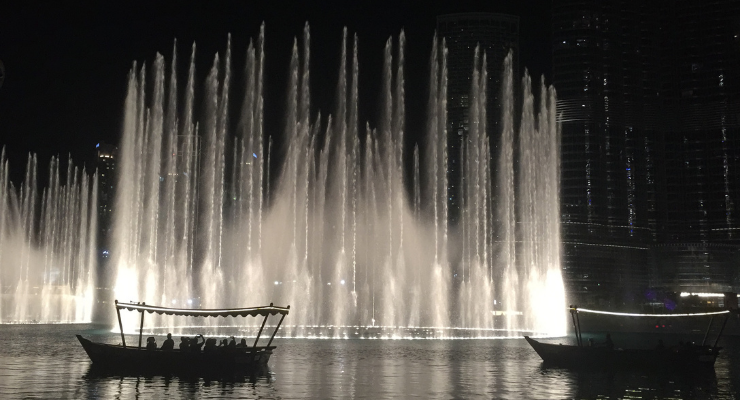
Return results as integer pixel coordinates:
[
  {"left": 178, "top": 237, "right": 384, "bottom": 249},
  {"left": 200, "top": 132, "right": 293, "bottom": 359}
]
[
  {"left": 113, "top": 24, "right": 566, "bottom": 338},
  {"left": 0, "top": 151, "right": 98, "bottom": 323}
]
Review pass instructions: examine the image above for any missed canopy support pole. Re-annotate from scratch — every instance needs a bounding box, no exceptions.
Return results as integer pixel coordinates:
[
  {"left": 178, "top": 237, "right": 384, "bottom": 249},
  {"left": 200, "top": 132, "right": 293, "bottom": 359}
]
[
  {"left": 115, "top": 300, "right": 126, "bottom": 348},
  {"left": 267, "top": 313, "right": 287, "bottom": 347},
  {"left": 253, "top": 314, "right": 268, "bottom": 348},
  {"left": 575, "top": 311, "right": 584, "bottom": 347},
  {"left": 712, "top": 312, "right": 730, "bottom": 349},
  {"left": 138, "top": 302, "right": 145, "bottom": 349},
  {"left": 570, "top": 307, "right": 580, "bottom": 347},
  {"left": 702, "top": 316, "right": 714, "bottom": 346}
]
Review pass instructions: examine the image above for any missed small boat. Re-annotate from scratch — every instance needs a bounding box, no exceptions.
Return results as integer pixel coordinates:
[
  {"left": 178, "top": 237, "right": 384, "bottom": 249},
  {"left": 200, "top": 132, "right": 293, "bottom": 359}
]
[
  {"left": 77, "top": 300, "right": 290, "bottom": 375},
  {"left": 525, "top": 306, "right": 735, "bottom": 370}
]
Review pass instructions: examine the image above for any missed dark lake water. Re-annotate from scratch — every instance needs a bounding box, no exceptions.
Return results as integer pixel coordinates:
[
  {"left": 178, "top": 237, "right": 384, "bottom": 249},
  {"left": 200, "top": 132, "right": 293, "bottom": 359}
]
[{"left": 1, "top": 324, "right": 739, "bottom": 399}]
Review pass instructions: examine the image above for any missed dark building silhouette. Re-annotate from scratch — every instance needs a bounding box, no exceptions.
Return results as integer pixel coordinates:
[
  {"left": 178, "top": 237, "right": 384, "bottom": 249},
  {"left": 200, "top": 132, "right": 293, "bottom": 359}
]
[
  {"left": 654, "top": 0, "right": 740, "bottom": 294},
  {"left": 96, "top": 142, "right": 116, "bottom": 264},
  {"left": 93, "top": 142, "right": 117, "bottom": 320},
  {"left": 437, "top": 13, "right": 519, "bottom": 222},
  {"left": 553, "top": 0, "right": 660, "bottom": 305},
  {"left": 553, "top": 0, "right": 740, "bottom": 305}
]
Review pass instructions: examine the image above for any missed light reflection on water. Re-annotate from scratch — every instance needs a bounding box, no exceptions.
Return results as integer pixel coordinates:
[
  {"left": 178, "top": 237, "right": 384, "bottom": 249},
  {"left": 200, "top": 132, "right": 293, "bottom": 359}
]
[{"left": 0, "top": 324, "right": 739, "bottom": 399}]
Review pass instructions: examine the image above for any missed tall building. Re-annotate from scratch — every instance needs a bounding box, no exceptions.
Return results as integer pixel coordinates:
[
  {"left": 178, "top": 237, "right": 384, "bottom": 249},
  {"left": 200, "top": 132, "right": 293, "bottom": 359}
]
[
  {"left": 654, "top": 0, "right": 740, "bottom": 294},
  {"left": 553, "top": 0, "right": 740, "bottom": 305},
  {"left": 553, "top": 1, "right": 662, "bottom": 305},
  {"left": 96, "top": 142, "right": 116, "bottom": 262},
  {"left": 437, "top": 13, "right": 520, "bottom": 223}
]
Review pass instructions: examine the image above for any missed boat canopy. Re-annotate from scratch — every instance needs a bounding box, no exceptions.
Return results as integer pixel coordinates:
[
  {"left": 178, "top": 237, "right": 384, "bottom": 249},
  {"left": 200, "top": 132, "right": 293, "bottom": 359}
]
[
  {"left": 568, "top": 305, "right": 735, "bottom": 349},
  {"left": 115, "top": 301, "right": 290, "bottom": 318},
  {"left": 572, "top": 306, "right": 730, "bottom": 318}
]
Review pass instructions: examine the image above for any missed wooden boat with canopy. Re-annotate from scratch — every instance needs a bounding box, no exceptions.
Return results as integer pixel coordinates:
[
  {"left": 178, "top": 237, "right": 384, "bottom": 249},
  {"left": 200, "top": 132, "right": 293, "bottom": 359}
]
[
  {"left": 525, "top": 306, "right": 736, "bottom": 370},
  {"left": 77, "top": 300, "right": 290, "bottom": 374}
]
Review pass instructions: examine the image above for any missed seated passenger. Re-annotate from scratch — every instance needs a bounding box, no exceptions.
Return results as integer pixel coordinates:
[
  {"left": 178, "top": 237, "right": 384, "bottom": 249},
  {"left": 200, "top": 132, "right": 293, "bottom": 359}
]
[
  {"left": 146, "top": 336, "right": 157, "bottom": 350},
  {"left": 204, "top": 338, "right": 218, "bottom": 353},
  {"left": 179, "top": 336, "right": 189, "bottom": 351},
  {"left": 161, "top": 333, "right": 175, "bottom": 351},
  {"left": 236, "top": 338, "right": 248, "bottom": 348},
  {"left": 190, "top": 334, "right": 205, "bottom": 352},
  {"left": 228, "top": 336, "right": 237, "bottom": 349}
]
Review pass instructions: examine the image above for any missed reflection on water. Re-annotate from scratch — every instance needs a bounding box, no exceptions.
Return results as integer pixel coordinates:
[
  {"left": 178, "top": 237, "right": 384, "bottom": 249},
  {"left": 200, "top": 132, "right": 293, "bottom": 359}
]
[{"left": 0, "top": 324, "right": 738, "bottom": 399}]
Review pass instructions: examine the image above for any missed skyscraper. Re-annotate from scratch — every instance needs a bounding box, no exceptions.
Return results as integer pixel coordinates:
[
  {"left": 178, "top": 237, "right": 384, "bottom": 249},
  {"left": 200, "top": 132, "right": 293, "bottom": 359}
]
[
  {"left": 437, "top": 13, "right": 519, "bottom": 222},
  {"left": 653, "top": 0, "right": 740, "bottom": 294},
  {"left": 96, "top": 142, "right": 116, "bottom": 261},
  {"left": 553, "top": 0, "right": 740, "bottom": 304},
  {"left": 552, "top": 0, "right": 661, "bottom": 305}
]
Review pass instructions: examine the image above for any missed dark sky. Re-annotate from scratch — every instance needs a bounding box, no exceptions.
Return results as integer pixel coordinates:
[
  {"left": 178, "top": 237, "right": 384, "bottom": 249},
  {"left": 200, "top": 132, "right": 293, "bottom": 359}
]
[{"left": 0, "top": 0, "right": 551, "bottom": 182}]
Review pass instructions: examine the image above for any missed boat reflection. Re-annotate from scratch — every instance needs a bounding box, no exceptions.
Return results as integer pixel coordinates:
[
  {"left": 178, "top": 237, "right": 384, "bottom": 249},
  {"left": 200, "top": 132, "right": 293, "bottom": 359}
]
[
  {"left": 566, "top": 366, "right": 719, "bottom": 399},
  {"left": 83, "top": 363, "right": 274, "bottom": 385}
]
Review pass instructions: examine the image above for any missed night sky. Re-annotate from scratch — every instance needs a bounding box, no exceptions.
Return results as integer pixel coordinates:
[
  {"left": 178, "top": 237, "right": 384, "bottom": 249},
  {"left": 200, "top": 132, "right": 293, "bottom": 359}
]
[{"left": 0, "top": 0, "right": 550, "bottom": 183}]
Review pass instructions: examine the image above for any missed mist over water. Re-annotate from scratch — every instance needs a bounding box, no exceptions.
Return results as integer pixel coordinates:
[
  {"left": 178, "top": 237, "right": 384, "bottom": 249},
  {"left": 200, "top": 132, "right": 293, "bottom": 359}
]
[
  {"left": 0, "top": 150, "right": 98, "bottom": 323},
  {"left": 113, "top": 24, "right": 566, "bottom": 337}
]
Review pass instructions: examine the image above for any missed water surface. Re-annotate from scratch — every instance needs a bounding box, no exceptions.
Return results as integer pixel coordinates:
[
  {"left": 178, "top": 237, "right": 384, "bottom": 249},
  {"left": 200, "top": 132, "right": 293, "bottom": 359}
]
[{"left": 1, "top": 324, "right": 738, "bottom": 399}]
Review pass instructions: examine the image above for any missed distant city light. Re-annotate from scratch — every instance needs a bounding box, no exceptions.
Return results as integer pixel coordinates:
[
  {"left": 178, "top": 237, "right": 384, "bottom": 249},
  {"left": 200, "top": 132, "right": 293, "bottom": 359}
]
[
  {"left": 253, "top": 153, "right": 258, "bottom": 158},
  {"left": 340, "top": 279, "right": 345, "bottom": 285},
  {"left": 171, "top": 299, "right": 177, "bottom": 304},
  {"left": 679, "top": 292, "right": 732, "bottom": 298},
  {"left": 187, "top": 299, "right": 193, "bottom": 305},
  {"left": 274, "top": 281, "right": 279, "bottom": 285}
]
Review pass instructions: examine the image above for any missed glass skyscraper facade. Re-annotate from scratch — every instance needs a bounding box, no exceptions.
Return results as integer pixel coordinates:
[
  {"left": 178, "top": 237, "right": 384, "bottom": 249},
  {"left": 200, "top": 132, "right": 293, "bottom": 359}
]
[
  {"left": 553, "top": 0, "right": 740, "bottom": 305},
  {"left": 655, "top": 0, "right": 740, "bottom": 294}
]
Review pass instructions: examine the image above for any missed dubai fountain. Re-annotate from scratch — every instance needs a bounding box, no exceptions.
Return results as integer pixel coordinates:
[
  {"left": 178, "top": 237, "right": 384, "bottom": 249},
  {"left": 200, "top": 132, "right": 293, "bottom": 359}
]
[
  {"left": 0, "top": 151, "right": 98, "bottom": 323},
  {"left": 113, "top": 24, "right": 566, "bottom": 338}
]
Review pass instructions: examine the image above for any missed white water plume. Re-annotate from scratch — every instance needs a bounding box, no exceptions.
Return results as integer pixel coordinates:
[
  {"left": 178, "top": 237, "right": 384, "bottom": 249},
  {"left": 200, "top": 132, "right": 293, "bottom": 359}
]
[
  {"left": 112, "top": 24, "right": 565, "bottom": 337},
  {"left": 0, "top": 151, "right": 98, "bottom": 323}
]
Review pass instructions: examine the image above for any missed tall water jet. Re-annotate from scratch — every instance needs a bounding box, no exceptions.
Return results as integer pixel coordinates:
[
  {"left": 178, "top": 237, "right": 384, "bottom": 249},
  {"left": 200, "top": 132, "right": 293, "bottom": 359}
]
[
  {"left": 0, "top": 151, "right": 97, "bottom": 323},
  {"left": 111, "top": 26, "right": 565, "bottom": 338}
]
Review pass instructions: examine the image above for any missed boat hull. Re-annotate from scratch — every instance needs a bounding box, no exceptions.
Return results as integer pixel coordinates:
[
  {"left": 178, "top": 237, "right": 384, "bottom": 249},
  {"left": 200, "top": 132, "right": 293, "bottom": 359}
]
[
  {"left": 77, "top": 335, "right": 272, "bottom": 375},
  {"left": 524, "top": 336, "right": 719, "bottom": 370}
]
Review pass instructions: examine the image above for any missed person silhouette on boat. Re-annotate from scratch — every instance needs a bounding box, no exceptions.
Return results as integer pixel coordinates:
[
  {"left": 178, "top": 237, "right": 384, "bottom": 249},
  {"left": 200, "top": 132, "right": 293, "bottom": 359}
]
[
  {"left": 204, "top": 338, "right": 218, "bottom": 353},
  {"left": 146, "top": 337, "right": 157, "bottom": 350},
  {"left": 236, "top": 338, "right": 247, "bottom": 348},
  {"left": 190, "top": 334, "right": 205, "bottom": 352},
  {"left": 161, "top": 333, "right": 174, "bottom": 350},
  {"left": 179, "top": 336, "right": 189, "bottom": 350},
  {"left": 604, "top": 333, "right": 614, "bottom": 350},
  {"left": 228, "top": 336, "right": 237, "bottom": 349}
]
